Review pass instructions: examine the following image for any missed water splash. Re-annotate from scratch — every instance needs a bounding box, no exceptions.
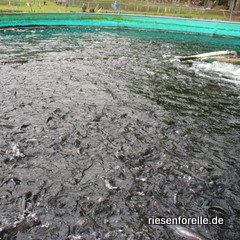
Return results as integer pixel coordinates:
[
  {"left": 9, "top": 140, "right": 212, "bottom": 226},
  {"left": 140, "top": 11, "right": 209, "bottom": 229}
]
[{"left": 191, "top": 61, "right": 240, "bottom": 84}]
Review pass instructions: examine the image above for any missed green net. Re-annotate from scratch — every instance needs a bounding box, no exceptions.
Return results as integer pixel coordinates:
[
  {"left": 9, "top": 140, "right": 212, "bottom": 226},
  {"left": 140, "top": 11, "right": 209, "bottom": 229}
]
[{"left": 0, "top": 13, "right": 239, "bottom": 38}]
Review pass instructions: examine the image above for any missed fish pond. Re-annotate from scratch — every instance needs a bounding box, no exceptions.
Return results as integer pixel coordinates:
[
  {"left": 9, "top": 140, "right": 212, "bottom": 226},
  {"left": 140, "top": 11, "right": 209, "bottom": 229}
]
[{"left": 0, "top": 26, "right": 240, "bottom": 240}]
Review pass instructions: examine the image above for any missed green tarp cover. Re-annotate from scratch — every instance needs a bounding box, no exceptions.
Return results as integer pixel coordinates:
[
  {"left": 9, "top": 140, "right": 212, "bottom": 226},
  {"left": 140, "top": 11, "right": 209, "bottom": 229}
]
[{"left": 0, "top": 13, "right": 239, "bottom": 38}]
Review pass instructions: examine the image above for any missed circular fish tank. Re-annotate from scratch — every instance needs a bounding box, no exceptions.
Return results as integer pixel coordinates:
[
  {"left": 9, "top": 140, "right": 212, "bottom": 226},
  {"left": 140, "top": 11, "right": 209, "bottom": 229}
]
[{"left": 0, "top": 13, "right": 240, "bottom": 240}]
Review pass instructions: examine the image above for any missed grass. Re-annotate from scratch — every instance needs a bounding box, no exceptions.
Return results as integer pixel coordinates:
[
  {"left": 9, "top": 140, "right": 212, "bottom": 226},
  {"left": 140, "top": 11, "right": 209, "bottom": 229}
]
[
  {"left": 0, "top": 0, "right": 238, "bottom": 21},
  {"left": 0, "top": 0, "right": 81, "bottom": 12}
]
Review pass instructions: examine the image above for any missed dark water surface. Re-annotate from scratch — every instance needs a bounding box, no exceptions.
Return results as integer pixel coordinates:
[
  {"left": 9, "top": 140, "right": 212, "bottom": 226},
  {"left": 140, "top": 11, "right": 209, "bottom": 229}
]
[{"left": 0, "top": 28, "right": 240, "bottom": 240}]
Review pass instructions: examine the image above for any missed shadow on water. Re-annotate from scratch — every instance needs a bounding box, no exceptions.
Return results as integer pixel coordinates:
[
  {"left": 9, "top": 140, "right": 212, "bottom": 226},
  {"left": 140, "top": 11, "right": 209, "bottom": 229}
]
[{"left": 0, "top": 27, "right": 240, "bottom": 240}]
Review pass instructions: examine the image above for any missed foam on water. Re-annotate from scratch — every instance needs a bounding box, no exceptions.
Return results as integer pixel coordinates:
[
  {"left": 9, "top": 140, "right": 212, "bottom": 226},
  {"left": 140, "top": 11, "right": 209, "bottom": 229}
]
[{"left": 191, "top": 61, "right": 240, "bottom": 85}]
